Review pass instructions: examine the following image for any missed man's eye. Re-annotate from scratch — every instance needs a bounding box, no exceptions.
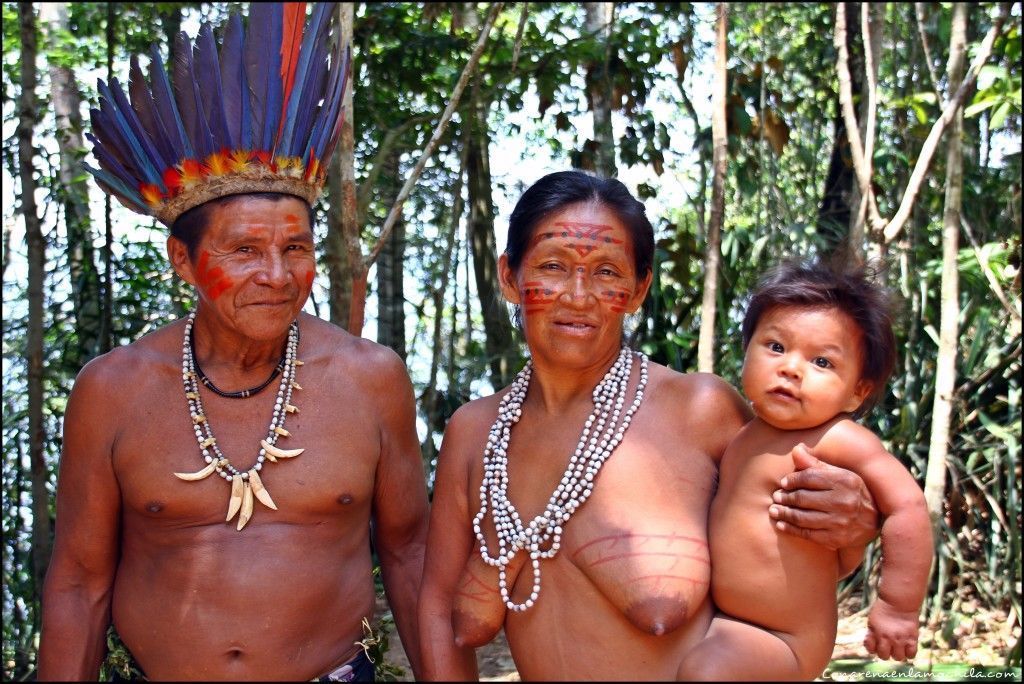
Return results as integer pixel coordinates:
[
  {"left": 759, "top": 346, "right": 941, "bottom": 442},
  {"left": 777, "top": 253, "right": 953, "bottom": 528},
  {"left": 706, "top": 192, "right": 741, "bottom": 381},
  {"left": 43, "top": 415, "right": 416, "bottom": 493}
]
[{"left": 813, "top": 357, "right": 833, "bottom": 369}]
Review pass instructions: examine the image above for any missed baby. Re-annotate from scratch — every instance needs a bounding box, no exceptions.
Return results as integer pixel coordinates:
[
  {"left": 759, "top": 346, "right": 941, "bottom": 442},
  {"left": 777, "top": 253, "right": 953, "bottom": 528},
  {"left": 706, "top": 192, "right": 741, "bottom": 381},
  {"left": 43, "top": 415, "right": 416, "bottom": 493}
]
[{"left": 679, "top": 260, "right": 933, "bottom": 680}]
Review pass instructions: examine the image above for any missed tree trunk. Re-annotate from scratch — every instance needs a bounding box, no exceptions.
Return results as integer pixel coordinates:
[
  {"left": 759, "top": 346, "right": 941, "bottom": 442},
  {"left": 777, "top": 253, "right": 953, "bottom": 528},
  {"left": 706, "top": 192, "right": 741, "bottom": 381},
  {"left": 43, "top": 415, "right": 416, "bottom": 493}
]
[
  {"left": 697, "top": 3, "right": 728, "bottom": 374},
  {"left": 584, "top": 2, "right": 616, "bottom": 178},
  {"left": 848, "top": 2, "right": 882, "bottom": 253},
  {"left": 375, "top": 152, "right": 407, "bottom": 360},
  {"left": 924, "top": 2, "right": 968, "bottom": 529},
  {"left": 817, "top": 4, "right": 863, "bottom": 242},
  {"left": 19, "top": 0, "right": 53, "bottom": 603},
  {"left": 42, "top": 2, "right": 102, "bottom": 368},
  {"left": 99, "top": 1, "right": 119, "bottom": 354}
]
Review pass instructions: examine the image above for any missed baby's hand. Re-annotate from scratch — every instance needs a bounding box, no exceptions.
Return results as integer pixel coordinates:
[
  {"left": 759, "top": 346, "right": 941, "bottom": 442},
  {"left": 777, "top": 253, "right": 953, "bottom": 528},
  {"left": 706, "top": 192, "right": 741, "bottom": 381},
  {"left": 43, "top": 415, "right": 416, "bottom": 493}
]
[{"left": 864, "top": 598, "right": 921, "bottom": 661}]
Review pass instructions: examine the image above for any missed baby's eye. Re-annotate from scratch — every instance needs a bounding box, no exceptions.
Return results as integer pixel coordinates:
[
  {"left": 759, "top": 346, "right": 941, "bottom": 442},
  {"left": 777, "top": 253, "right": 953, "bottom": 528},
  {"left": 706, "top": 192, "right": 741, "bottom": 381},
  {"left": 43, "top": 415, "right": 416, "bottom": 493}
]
[
  {"left": 768, "top": 341, "right": 784, "bottom": 353},
  {"left": 813, "top": 357, "right": 833, "bottom": 369}
]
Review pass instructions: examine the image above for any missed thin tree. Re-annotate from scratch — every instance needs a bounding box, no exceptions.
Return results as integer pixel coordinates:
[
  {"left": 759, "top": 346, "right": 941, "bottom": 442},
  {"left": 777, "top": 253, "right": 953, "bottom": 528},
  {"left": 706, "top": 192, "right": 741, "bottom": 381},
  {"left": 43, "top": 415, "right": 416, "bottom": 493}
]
[
  {"left": 924, "top": 2, "right": 968, "bottom": 530},
  {"left": 18, "top": 0, "right": 53, "bottom": 607},
  {"left": 41, "top": 2, "right": 102, "bottom": 367},
  {"left": 697, "top": 2, "right": 728, "bottom": 373},
  {"left": 584, "top": 1, "right": 616, "bottom": 178}
]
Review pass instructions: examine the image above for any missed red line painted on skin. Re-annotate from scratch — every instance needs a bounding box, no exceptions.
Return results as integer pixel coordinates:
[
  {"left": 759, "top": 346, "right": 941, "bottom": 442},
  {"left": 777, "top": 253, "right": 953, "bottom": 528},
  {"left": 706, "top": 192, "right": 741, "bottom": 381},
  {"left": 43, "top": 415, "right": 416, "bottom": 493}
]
[
  {"left": 586, "top": 551, "right": 711, "bottom": 568},
  {"left": 632, "top": 574, "right": 709, "bottom": 585},
  {"left": 523, "top": 280, "right": 556, "bottom": 314},
  {"left": 454, "top": 590, "right": 492, "bottom": 604},
  {"left": 550, "top": 221, "right": 624, "bottom": 258},
  {"left": 196, "top": 250, "right": 234, "bottom": 300},
  {"left": 601, "top": 289, "right": 630, "bottom": 313},
  {"left": 461, "top": 571, "right": 499, "bottom": 594},
  {"left": 303, "top": 270, "right": 314, "bottom": 289},
  {"left": 571, "top": 533, "right": 708, "bottom": 560}
]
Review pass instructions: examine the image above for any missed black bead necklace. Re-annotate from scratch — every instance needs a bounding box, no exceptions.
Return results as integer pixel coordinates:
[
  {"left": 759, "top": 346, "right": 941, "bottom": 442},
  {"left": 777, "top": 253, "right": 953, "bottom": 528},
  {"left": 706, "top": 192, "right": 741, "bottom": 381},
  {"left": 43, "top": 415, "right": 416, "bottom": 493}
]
[{"left": 189, "top": 327, "right": 291, "bottom": 399}]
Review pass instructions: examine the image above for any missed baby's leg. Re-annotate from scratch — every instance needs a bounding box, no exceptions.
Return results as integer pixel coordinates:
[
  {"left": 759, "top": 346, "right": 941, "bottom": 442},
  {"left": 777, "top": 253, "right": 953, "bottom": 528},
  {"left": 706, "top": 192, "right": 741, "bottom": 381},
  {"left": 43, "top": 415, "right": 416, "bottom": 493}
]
[{"left": 677, "top": 614, "right": 827, "bottom": 681}]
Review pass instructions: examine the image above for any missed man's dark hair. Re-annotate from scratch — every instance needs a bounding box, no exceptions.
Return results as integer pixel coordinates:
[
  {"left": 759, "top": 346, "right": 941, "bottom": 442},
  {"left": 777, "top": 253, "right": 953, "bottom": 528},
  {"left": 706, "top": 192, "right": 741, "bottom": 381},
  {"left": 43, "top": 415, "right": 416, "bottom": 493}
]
[
  {"left": 171, "top": 192, "right": 315, "bottom": 261},
  {"left": 505, "top": 170, "right": 655, "bottom": 280},
  {"left": 741, "top": 259, "right": 897, "bottom": 417}
]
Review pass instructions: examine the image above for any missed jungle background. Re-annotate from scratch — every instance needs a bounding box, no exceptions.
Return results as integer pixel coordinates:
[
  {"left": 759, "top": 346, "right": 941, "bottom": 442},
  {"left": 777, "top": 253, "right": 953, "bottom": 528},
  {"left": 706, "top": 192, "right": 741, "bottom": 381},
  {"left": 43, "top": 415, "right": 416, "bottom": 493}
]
[{"left": 1, "top": 2, "right": 1021, "bottom": 681}]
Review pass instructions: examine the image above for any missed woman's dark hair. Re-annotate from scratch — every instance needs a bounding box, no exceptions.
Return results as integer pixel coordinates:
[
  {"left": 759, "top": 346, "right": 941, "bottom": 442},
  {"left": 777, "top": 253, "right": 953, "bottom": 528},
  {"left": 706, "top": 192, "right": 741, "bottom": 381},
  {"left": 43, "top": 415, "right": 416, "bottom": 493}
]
[
  {"left": 171, "top": 192, "right": 315, "bottom": 261},
  {"left": 741, "top": 259, "right": 897, "bottom": 417},
  {"left": 505, "top": 171, "right": 655, "bottom": 279}
]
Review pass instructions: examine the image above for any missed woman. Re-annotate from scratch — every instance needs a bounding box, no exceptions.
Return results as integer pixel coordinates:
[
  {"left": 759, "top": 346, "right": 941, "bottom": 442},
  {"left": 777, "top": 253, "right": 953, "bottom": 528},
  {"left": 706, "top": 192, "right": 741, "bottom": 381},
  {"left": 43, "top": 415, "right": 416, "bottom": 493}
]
[{"left": 419, "top": 171, "right": 876, "bottom": 680}]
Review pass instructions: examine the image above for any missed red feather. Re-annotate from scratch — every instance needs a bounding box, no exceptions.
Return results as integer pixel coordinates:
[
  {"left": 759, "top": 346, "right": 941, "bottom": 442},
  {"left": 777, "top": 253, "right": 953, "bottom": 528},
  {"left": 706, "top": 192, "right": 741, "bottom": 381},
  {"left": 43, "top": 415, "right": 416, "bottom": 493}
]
[{"left": 277, "top": 3, "right": 306, "bottom": 143}]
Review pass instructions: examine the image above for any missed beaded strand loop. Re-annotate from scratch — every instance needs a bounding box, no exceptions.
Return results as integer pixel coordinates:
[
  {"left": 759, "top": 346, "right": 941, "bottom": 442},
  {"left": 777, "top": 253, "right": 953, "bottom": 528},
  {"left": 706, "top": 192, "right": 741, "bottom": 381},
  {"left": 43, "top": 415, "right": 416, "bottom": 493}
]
[{"left": 473, "top": 346, "right": 649, "bottom": 611}]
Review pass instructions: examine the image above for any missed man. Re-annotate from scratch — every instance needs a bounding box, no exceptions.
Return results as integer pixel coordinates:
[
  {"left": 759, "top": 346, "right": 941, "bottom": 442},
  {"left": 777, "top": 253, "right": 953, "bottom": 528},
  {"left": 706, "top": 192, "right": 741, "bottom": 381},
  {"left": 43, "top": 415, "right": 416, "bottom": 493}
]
[{"left": 38, "top": 4, "right": 428, "bottom": 680}]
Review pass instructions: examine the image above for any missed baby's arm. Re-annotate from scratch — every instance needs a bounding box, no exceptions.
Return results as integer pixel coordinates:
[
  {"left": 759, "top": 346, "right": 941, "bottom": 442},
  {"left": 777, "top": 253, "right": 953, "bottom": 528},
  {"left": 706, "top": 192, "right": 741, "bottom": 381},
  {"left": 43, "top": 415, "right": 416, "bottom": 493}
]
[{"left": 818, "top": 421, "right": 933, "bottom": 661}]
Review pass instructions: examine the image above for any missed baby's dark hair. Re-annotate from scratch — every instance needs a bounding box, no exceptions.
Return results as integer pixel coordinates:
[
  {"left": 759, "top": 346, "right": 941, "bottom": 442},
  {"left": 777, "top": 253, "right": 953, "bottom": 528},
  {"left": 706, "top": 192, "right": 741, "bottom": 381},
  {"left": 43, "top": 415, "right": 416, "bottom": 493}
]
[{"left": 741, "top": 259, "right": 897, "bottom": 417}]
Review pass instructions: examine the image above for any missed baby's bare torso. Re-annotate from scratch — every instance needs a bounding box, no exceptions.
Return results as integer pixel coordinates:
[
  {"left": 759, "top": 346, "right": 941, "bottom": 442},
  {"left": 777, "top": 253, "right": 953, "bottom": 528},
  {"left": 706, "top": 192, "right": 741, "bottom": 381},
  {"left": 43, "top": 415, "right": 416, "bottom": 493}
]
[{"left": 710, "top": 417, "right": 841, "bottom": 648}]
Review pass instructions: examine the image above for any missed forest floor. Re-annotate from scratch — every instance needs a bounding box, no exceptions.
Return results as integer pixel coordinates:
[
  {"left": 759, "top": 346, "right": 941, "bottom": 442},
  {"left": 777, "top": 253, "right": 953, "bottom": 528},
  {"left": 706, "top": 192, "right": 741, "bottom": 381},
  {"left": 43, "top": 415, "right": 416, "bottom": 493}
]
[{"left": 376, "top": 594, "right": 1020, "bottom": 681}]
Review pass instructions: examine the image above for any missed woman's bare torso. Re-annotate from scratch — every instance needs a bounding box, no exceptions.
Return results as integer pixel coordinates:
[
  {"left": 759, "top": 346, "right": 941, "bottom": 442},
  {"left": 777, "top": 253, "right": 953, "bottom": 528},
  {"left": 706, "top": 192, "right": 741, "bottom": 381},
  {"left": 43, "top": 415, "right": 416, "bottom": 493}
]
[{"left": 452, "top": 364, "right": 739, "bottom": 680}]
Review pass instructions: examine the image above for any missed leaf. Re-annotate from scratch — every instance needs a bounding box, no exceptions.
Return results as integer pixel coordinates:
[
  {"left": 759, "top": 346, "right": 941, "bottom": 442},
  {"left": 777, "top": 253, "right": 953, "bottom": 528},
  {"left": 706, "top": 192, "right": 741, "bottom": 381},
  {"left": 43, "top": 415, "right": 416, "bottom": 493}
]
[{"left": 990, "top": 100, "right": 1012, "bottom": 129}]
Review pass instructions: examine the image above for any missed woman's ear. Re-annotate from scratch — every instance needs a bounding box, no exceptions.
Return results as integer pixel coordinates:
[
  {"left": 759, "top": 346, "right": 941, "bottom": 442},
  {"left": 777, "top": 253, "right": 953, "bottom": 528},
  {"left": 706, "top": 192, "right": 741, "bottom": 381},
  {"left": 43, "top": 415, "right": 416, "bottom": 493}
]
[
  {"left": 627, "top": 269, "right": 653, "bottom": 314},
  {"left": 167, "top": 236, "right": 197, "bottom": 287},
  {"left": 498, "top": 253, "right": 521, "bottom": 305}
]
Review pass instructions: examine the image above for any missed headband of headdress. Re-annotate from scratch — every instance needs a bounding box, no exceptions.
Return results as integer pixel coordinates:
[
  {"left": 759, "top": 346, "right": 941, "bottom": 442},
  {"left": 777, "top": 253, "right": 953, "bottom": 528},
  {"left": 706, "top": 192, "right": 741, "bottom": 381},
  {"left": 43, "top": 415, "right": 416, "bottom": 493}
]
[{"left": 85, "top": 2, "right": 351, "bottom": 227}]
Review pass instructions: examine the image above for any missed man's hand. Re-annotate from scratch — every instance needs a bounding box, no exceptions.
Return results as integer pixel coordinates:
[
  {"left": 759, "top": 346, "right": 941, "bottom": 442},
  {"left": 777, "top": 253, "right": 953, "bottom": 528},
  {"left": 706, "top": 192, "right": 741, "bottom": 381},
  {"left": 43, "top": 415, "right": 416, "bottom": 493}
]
[{"left": 768, "top": 443, "right": 880, "bottom": 549}]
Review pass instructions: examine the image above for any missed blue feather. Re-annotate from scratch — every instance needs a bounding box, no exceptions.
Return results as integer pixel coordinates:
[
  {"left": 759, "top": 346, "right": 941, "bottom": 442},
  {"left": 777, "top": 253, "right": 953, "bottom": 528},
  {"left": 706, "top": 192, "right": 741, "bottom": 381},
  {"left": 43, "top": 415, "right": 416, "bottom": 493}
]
[
  {"left": 108, "top": 76, "right": 167, "bottom": 175},
  {"left": 149, "top": 44, "right": 191, "bottom": 161},
  {"left": 311, "top": 44, "right": 350, "bottom": 164},
  {"left": 220, "top": 13, "right": 248, "bottom": 150},
  {"left": 98, "top": 79, "right": 164, "bottom": 188},
  {"left": 262, "top": 4, "right": 284, "bottom": 152},
  {"left": 287, "top": 4, "right": 332, "bottom": 157},
  {"left": 244, "top": 3, "right": 272, "bottom": 150},
  {"left": 129, "top": 55, "right": 176, "bottom": 170},
  {"left": 88, "top": 109, "right": 139, "bottom": 182},
  {"left": 173, "top": 31, "right": 215, "bottom": 159},
  {"left": 278, "top": 2, "right": 331, "bottom": 157},
  {"left": 83, "top": 163, "right": 149, "bottom": 214},
  {"left": 195, "top": 23, "right": 232, "bottom": 152},
  {"left": 86, "top": 130, "right": 139, "bottom": 189}
]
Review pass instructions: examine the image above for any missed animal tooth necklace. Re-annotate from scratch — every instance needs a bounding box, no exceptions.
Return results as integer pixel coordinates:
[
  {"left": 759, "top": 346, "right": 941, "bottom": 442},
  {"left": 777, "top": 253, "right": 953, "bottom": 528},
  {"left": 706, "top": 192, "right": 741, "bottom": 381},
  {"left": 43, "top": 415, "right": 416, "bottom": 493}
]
[
  {"left": 175, "top": 311, "right": 304, "bottom": 530},
  {"left": 474, "top": 346, "right": 648, "bottom": 611}
]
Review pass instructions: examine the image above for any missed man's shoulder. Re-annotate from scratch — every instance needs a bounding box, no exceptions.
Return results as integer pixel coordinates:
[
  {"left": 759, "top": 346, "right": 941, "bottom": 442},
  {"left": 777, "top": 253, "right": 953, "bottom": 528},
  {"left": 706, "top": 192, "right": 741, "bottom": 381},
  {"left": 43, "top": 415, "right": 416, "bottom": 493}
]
[
  {"left": 74, "top": 320, "right": 182, "bottom": 390},
  {"left": 298, "top": 314, "right": 410, "bottom": 386}
]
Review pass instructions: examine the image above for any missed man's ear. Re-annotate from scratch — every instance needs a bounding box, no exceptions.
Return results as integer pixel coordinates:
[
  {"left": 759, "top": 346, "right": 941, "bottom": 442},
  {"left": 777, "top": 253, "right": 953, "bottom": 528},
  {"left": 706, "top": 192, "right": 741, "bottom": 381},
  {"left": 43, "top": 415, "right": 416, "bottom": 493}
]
[
  {"left": 627, "top": 269, "right": 653, "bottom": 314},
  {"left": 167, "top": 236, "right": 197, "bottom": 287},
  {"left": 497, "top": 253, "right": 521, "bottom": 305}
]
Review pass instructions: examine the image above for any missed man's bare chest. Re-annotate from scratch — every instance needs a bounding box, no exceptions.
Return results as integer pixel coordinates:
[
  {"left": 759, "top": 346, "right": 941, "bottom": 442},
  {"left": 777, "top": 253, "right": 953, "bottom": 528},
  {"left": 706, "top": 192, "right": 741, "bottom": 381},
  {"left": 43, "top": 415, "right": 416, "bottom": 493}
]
[{"left": 111, "top": 384, "right": 381, "bottom": 525}]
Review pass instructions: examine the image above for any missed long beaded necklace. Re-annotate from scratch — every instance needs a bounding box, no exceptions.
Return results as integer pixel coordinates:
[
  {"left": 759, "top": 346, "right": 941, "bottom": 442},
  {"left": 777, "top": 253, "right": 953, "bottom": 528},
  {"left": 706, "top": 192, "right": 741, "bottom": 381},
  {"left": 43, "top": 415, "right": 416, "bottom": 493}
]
[
  {"left": 174, "top": 311, "right": 305, "bottom": 530},
  {"left": 473, "top": 346, "right": 649, "bottom": 612}
]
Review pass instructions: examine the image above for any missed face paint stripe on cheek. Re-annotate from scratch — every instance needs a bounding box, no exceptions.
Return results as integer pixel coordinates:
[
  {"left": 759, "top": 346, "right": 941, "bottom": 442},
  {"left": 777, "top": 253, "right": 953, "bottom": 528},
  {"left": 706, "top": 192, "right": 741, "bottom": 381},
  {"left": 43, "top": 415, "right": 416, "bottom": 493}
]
[
  {"left": 303, "top": 270, "right": 314, "bottom": 289},
  {"left": 522, "top": 280, "right": 556, "bottom": 314},
  {"left": 601, "top": 289, "right": 630, "bottom": 313},
  {"left": 206, "top": 278, "right": 233, "bottom": 301}
]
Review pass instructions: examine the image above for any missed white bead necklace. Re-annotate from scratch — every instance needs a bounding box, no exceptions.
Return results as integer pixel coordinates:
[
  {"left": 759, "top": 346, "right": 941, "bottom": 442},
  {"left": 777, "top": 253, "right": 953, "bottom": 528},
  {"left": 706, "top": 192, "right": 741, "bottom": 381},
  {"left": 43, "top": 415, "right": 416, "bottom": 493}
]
[
  {"left": 473, "top": 346, "right": 648, "bottom": 611},
  {"left": 174, "top": 311, "right": 305, "bottom": 530}
]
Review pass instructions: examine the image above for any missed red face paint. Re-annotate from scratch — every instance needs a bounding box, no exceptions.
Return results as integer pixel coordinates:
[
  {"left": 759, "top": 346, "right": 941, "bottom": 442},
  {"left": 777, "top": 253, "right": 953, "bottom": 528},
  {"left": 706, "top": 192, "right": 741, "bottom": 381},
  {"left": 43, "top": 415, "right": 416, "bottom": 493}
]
[
  {"left": 552, "top": 221, "right": 624, "bottom": 257},
  {"left": 600, "top": 288, "right": 631, "bottom": 313},
  {"left": 195, "top": 250, "right": 234, "bottom": 300},
  {"left": 303, "top": 270, "right": 315, "bottom": 289},
  {"left": 522, "top": 281, "right": 557, "bottom": 314}
]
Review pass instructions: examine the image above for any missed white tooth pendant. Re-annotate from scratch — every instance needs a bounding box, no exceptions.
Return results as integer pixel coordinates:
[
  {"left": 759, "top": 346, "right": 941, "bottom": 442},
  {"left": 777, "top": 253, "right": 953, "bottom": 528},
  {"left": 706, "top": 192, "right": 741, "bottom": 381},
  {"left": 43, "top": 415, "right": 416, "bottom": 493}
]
[
  {"left": 177, "top": 314, "right": 302, "bottom": 530},
  {"left": 226, "top": 476, "right": 244, "bottom": 521},
  {"left": 249, "top": 469, "right": 277, "bottom": 510},
  {"left": 260, "top": 439, "right": 304, "bottom": 460},
  {"left": 174, "top": 460, "right": 218, "bottom": 481},
  {"left": 236, "top": 481, "right": 254, "bottom": 531}
]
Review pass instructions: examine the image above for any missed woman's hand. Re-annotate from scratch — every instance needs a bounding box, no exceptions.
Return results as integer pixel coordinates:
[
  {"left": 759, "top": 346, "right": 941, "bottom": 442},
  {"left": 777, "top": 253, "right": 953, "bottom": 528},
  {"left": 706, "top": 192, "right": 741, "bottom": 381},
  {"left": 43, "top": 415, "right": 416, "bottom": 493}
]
[{"left": 768, "top": 443, "right": 880, "bottom": 549}]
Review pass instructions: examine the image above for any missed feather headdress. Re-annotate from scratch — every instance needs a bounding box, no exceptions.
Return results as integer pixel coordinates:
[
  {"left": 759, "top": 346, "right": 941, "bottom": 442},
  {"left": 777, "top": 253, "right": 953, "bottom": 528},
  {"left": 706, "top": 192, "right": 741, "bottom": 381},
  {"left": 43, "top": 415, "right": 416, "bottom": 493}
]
[{"left": 85, "top": 2, "right": 351, "bottom": 227}]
